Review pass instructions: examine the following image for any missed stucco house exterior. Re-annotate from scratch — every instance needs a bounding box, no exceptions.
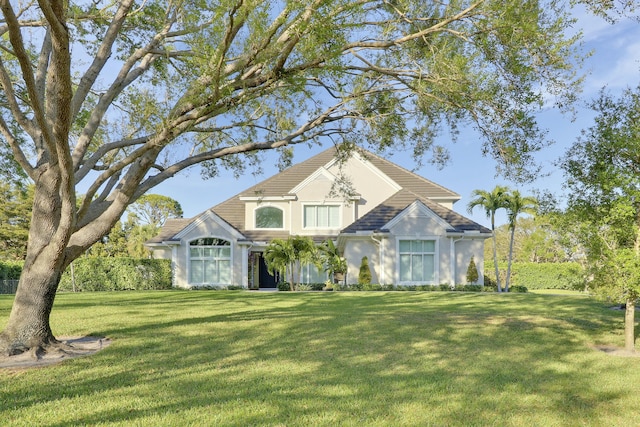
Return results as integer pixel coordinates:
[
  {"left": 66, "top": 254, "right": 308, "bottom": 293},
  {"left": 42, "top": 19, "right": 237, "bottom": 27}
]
[{"left": 145, "top": 145, "right": 492, "bottom": 289}]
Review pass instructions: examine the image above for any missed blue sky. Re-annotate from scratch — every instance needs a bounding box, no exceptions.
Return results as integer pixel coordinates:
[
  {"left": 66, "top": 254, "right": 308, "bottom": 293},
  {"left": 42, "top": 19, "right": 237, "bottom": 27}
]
[{"left": 154, "top": 6, "right": 640, "bottom": 229}]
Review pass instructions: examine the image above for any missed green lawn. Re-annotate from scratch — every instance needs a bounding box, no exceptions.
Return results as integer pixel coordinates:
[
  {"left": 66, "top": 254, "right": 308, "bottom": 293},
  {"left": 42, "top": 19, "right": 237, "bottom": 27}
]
[{"left": 1, "top": 291, "right": 639, "bottom": 426}]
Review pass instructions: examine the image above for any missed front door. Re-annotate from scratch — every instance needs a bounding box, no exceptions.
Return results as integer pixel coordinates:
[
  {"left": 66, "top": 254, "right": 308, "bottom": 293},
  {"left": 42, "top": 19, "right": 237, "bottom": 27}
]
[{"left": 258, "top": 253, "right": 278, "bottom": 289}]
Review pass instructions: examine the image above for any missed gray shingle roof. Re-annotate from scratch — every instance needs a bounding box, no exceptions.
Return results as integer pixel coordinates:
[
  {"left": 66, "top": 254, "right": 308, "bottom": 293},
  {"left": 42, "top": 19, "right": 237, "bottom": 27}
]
[
  {"left": 341, "top": 189, "right": 491, "bottom": 234},
  {"left": 146, "top": 218, "right": 193, "bottom": 244}
]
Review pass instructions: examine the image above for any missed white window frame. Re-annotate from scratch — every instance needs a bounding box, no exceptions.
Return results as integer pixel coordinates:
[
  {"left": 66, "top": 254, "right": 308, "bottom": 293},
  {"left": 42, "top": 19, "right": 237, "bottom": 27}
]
[
  {"left": 302, "top": 204, "right": 341, "bottom": 230},
  {"left": 301, "top": 262, "right": 328, "bottom": 284},
  {"left": 396, "top": 238, "right": 439, "bottom": 285},
  {"left": 254, "top": 205, "right": 285, "bottom": 230},
  {"left": 188, "top": 237, "right": 233, "bottom": 286}
]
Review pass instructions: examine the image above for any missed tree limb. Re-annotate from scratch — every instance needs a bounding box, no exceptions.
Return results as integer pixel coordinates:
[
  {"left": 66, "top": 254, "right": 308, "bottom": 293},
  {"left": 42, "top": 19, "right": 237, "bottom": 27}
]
[{"left": 71, "top": 0, "right": 137, "bottom": 118}]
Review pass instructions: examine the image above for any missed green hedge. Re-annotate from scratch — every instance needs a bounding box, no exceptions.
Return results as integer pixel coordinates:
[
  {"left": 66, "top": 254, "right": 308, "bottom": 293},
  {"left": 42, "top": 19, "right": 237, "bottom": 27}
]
[
  {"left": 0, "top": 260, "right": 23, "bottom": 280},
  {"left": 59, "top": 258, "right": 172, "bottom": 291},
  {"left": 484, "top": 261, "right": 583, "bottom": 290}
]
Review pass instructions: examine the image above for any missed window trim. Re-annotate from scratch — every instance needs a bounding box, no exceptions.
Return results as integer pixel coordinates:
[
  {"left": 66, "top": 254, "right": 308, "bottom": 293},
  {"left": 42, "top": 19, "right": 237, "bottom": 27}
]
[
  {"left": 187, "top": 237, "right": 233, "bottom": 286},
  {"left": 254, "top": 205, "right": 285, "bottom": 230},
  {"left": 302, "top": 204, "right": 341, "bottom": 230},
  {"left": 396, "top": 237, "right": 439, "bottom": 285},
  {"left": 301, "top": 262, "right": 328, "bottom": 284}
]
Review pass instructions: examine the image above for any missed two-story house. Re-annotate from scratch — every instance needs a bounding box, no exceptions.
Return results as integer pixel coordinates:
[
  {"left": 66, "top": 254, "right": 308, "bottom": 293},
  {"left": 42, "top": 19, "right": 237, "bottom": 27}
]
[{"left": 145, "top": 145, "right": 491, "bottom": 289}]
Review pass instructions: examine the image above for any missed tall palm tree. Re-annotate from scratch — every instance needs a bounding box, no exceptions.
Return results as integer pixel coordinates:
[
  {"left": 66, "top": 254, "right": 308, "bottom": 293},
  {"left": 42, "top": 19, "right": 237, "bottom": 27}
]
[
  {"left": 504, "top": 190, "right": 538, "bottom": 292},
  {"left": 468, "top": 186, "right": 510, "bottom": 292}
]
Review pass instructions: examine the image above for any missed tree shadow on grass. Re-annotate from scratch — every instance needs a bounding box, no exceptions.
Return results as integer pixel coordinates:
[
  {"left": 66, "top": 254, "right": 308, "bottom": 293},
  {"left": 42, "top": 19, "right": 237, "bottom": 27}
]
[{"left": 1, "top": 292, "right": 638, "bottom": 426}]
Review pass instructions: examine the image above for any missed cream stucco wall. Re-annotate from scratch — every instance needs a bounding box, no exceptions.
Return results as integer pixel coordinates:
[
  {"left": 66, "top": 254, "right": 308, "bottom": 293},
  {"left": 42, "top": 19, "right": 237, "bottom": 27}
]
[
  {"left": 452, "top": 239, "right": 485, "bottom": 285},
  {"left": 150, "top": 247, "right": 172, "bottom": 260},
  {"left": 326, "top": 156, "right": 399, "bottom": 219},
  {"left": 291, "top": 173, "right": 346, "bottom": 236},
  {"left": 341, "top": 203, "right": 487, "bottom": 286},
  {"left": 343, "top": 238, "right": 380, "bottom": 285}
]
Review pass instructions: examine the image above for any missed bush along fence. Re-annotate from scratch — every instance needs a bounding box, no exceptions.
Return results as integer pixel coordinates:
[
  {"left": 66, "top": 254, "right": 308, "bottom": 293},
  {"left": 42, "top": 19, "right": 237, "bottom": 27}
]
[
  {"left": 484, "top": 261, "right": 584, "bottom": 291},
  {"left": 1, "top": 258, "right": 173, "bottom": 294},
  {"left": 58, "top": 258, "right": 172, "bottom": 291},
  {"left": 0, "top": 260, "right": 22, "bottom": 294}
]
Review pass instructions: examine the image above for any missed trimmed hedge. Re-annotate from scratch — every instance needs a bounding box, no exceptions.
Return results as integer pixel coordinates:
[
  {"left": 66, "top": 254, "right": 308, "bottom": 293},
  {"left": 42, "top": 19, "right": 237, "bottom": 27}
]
[
  {"left": 59, "top": 258, "right": 172, "bottom": 291},
  {"left": 0, "top": 260, "right": 23, "bottom": 280},
  {"left": 335, "top": 283, "right": 490, "bottom": 292},
  {"left": 484, "top": 261, "right": 583, "bottom": 290}
]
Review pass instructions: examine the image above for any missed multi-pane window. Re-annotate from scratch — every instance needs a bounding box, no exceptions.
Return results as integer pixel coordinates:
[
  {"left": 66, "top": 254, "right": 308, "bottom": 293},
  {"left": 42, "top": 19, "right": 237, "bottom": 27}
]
[
  {"left": 304, "top": 205, "right": 340, "bottom": 228},
  {"left": 301, "top": 263, "right": 327, "bottom": 284},
  {"left": 399, "top": 240, "right": 436, "bottom": 283},
  {"left": 189, "top": 238, "right": 231, "bottom": 285},
  {"left": 255, "top": 206, "right": 284, "bottom": 229}
]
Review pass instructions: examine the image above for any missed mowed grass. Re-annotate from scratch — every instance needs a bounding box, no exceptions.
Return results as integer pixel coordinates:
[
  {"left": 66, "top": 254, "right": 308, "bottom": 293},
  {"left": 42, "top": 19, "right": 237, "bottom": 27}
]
[{"left": 1, "top": 291, "right": 639, "bottom": 426}]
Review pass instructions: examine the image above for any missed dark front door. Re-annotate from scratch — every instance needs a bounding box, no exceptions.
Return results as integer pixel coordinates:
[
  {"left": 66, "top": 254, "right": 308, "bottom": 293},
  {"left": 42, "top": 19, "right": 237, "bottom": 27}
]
[{"left": 258, "top": 253, "right": 277, "bottom": 289}]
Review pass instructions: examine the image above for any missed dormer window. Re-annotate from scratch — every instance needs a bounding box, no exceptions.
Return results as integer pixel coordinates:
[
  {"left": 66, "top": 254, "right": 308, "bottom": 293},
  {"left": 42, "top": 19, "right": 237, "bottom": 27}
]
[{"left": 255, "top": 206, "right": 284, "bottom": 229}]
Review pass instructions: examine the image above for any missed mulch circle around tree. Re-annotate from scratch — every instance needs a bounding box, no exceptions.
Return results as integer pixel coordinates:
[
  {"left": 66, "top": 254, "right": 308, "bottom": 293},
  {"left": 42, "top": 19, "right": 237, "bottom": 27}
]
[{"left": 0, "top": 336, "right": 111, "bottom": 372}]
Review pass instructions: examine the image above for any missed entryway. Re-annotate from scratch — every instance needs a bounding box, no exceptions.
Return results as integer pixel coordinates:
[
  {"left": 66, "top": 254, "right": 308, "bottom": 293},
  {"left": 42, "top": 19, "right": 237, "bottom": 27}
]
[{"left": 256, "top": 252, "right": 278, "bottom": 290}]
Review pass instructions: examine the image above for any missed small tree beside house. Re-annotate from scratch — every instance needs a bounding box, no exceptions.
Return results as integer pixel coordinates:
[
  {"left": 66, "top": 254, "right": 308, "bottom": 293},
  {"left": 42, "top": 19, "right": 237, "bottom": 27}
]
[
  {"left": 358, "top": 256, "right": 372, "bottom": 286},
  {"left": 466, "top": 257, "right": 479, "bottom": 284}
]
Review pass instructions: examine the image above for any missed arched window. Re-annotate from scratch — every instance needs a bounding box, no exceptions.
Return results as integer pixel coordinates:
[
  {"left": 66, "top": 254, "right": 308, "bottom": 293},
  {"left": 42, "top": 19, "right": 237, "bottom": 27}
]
[
  {"left": 255, "top": 206, "right": 283, "bottom": 229},
  {"left": 189, "top": 238, "right": 231, "bottom": 285}
]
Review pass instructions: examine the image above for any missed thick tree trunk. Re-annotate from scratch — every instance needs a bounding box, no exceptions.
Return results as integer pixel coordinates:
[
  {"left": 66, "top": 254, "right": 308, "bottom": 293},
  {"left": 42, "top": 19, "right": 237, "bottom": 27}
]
[
  {"left": 0, "top": 167, "right": 72, "bottom": 356},
  {"left": 0, "top": 263, "right": 62, "bottom": 355},
  {"left": 625, "top": 297, "right": 635, "bottom": 353}
]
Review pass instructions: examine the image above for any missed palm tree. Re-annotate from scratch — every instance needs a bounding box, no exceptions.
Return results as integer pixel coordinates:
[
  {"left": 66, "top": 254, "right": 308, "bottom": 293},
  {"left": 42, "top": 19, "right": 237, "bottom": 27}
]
[
  {"left": 318, "top": 239, "right": 347, "bottom": 284},
  {"left": 467, "top": 186, "right": 510, "bottom": 292},
  {"left": 263, "top": 238, "right": 294, "bottom": 289},
  {"left": 289, "top": 235, "right": 319, "bottom": 287},
  {"left": 264, "top": 236, "right": 317, "bottom": 290},
  {"left": 504, "top": 190, "right": 538, "bottom": 292}
]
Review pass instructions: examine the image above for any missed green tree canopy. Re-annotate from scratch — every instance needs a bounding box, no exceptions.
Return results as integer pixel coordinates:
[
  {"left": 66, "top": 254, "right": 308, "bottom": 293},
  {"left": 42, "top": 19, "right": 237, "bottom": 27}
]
[
  {"left": 0, "top": 0, "right": 586, "bottom": 355},
  {"left": 560, "top": 85, "right": 640, "bottom": 352},
  {"left": 485, "top": 216, "right": 581, "bottom": 264},
  {"left": 0, "top": 183, "right": 33, "bottom": 260},
  {"left": 128, "top": 194, "right": 183, "bottom": 228}
]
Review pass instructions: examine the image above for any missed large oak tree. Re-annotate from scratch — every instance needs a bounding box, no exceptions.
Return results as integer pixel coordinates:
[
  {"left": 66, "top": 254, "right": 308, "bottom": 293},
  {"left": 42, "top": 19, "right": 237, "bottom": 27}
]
[{"left": 0, "top": 0, "right": 582, "bottom": 356}]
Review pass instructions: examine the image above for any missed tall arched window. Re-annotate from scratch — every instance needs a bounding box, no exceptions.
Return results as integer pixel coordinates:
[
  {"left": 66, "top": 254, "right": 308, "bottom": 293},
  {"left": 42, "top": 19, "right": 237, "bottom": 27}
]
[
  {"left": 189, "top": 238, "right": 231, "bottom": 285},
  {"left": 255, "top": 206, "right": 283, "bottom": 229}
]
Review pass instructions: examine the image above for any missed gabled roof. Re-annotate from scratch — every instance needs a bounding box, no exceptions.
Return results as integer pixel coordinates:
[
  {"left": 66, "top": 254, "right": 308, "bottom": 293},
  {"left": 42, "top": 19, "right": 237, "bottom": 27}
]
[
  {"left": 148, "top": 144, "right": 483, "bottom": 244},
  {"left": 354, "top": 150, "right": 460, "bottom": 202},
  {"left": 211, "top": 145, "right": 459, "bottom": 235},
  {"left": 341, "top": 189, "right": 491, "bottom": 235},
  {"left": 146, "top": 218, "right": 193, "bottom": 244}
]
